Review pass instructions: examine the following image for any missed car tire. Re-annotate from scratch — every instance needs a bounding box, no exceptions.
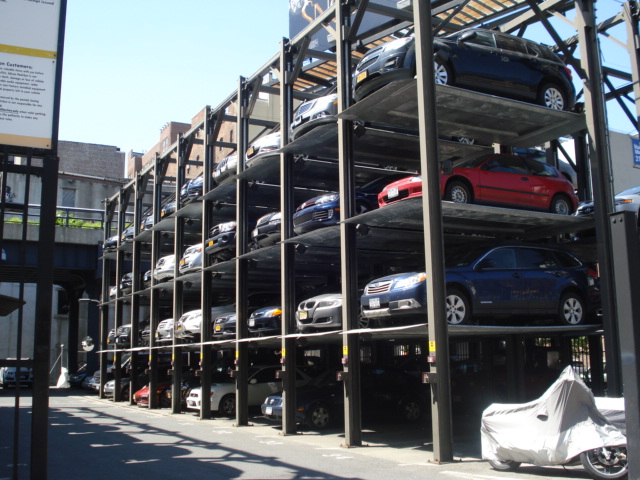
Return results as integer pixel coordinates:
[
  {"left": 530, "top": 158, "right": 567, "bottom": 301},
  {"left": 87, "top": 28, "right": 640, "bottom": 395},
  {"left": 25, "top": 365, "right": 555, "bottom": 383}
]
[
  {"left": 538, "top": 82, "right": 567, "bottom": 110},
  {"left": 400, "top": 398, "right": 423, "bottom": 422},
  {"left": 558, "top": 292, "right": 586, "bottom": 326},
  {"left": 445, "top": 180, "right": 472, "bottom": 204},
  {"left": 306, "top": 402, "right": 332, "bottom": 429},
  {"left": 489, "top": 459, "right": 521, "bottom": 471},
  {"left": 550, "top": 194, "right": 573, "bottom": 215},
  {"left": 219, "top": 394, "right": 236, "bottom": 417},
  {"left": 358, "top": 314, "right": 379, "bottom": 329},
  {"left": 446, "top": 288, "right": 471, "bottom": 325},
  {"left": 434, "top": 57, "right": 452, "bottom": 85}
]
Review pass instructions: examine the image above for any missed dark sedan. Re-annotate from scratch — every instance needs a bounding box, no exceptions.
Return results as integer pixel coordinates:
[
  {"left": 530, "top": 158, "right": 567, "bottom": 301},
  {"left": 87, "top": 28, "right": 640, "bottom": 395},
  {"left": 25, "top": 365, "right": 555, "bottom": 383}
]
[
  {"left": 180, "top": 174, "right": 204, "bottom": 204},
  {"left": 261, "top": 367, "right": 427, "bottom": 430},
  {"left": 360, "top": 243, "right": 600, "bottom": 326},
  {"left": 204, "top": 221, "right": 236, "bottom": 262},
  {"left": 213, "top": 154, "right": 238, "bottom": 185},
  {"left": 213, "top": 312, "right": 237, "bottom": 338},
  {"left": 250, "top": 211, "right": 281, "bottom": 250},
  {"left": 293, "top": 174, "right": 409, "bottom": 235},
  {"left": 248, "top": 306, "right": 282, "bottom": 337},
  {"left": 353, "top": 27, "right": 576, "bottom": 111}
]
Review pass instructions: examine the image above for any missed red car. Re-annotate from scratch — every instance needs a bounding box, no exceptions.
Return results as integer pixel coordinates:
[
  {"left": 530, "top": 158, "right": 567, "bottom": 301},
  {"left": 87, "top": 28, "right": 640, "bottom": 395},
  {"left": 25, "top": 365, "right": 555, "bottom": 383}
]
[
  {"left": 133, "top": 381, "right": 172, "bottom": 408},
  {"left": 378, "top": 154, "right": 578, "bottom": 215}
]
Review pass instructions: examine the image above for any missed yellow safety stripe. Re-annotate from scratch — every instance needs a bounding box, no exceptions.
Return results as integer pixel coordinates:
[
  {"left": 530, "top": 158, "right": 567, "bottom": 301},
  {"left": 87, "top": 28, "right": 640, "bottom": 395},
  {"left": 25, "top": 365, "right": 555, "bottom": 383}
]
[{"left": 0, "top": 44, "right": 57, "bottom": 59}]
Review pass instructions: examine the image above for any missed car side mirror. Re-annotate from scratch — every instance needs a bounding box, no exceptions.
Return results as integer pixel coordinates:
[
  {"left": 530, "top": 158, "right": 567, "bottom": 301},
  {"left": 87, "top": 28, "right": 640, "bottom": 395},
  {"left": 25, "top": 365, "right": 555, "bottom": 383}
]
[
  {"left": 458, "top": 30, "right": 477, "bottom": 44},
  {"left": 476, "top": 258, "right": 496, "bottom": 270}
]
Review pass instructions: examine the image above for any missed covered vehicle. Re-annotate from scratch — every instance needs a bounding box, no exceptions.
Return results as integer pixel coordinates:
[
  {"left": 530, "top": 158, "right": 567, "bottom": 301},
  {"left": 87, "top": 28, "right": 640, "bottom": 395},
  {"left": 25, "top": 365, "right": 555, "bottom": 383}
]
[
  {"left": 481, "top": 366, "right": 627, "bottom": 479},
  {"left": 360, "top": 242, "right": 600, "bottom": 326},
  {"left": 353, "top": 27, "right": 576, "bottom": 111}
]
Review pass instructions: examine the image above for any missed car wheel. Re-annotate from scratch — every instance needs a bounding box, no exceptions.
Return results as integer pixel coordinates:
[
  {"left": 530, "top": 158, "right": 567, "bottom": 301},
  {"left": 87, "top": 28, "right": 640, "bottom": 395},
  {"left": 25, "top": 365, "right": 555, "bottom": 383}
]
[
  {"left": 306, "top": 402, "right": 332, "bottom": 429},
  {"left": 558, "top": 292, "right": 586, "bottom": 325},
  {"left": 400, "top": 398, "right": 423, "bottom": 422},
  {"left": 160, "top": 392, "right": 171, "bottom": 408},
  {"left": 538, "top": 82, "right": 567, "bottom": 110},
  {"left": 219, "top": 394, "right": 236, "bottom": 417},
  {"left": 446, "top": 288, "right": 471, "bottom": 325},
  {"left": 445, "top": 180, "right": 472, "bottom": 204},
  {"left": 550, "top": 194, "right": 573, "bottom": 215},
  {"left": 489, "top": 459, "right": 521, "bottom": 471},
  {"left": 434, "top": 57, "right": 452, "bottom": 85},
  {"left": 358, "top": 314, "right": 379, "bottom": 329}
]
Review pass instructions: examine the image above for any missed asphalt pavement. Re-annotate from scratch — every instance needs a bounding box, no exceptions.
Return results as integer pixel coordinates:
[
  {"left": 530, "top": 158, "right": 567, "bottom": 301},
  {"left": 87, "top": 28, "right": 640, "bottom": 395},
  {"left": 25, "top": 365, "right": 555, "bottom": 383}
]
[{"left": 0, "top": 388, "right": 593, "bottom": 480}]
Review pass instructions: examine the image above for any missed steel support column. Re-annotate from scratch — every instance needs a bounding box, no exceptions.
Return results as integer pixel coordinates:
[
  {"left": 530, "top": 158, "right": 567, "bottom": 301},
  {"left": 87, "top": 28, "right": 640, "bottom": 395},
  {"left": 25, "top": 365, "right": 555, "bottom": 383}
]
[
  {"left": 413, "top": 0, "right": 453, "bottom": 463},
  {"left": 129, "top": 173, "right": 144, "bottom": 404},
  {"left": 235, "top": 77, "right": 250, "bottom": 426},
  {"left": 576, "top": 0, "right": 621, "bottom": 396},
  {"left": 336, "top": 0, "right": 362, "bottom": 448},
  {"left": 200, "top": 107, "right": 215, "bottom": 419},
  {"left": 609, "top": 211, "right": 640, "bottom": 480},
  {"left": 279, "top": 38, "right": 299, "bottom": 435},
  {"left": 30, "top": 154, "right": 58, "bottom": 480}
]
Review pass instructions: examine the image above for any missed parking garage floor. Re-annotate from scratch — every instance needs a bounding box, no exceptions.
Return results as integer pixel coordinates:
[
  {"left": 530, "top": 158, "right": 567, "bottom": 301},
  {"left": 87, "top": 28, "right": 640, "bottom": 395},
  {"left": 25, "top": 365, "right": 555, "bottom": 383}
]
[{"left": 1, "top": 388, "right": 593, "bottom": 480}]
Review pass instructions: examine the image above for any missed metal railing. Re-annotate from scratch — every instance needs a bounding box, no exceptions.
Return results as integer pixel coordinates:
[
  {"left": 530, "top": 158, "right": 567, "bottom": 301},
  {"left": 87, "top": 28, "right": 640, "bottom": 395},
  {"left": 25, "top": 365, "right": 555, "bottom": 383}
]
[{"left": 2, "top": 204, "right": 134, "bottom": 231}]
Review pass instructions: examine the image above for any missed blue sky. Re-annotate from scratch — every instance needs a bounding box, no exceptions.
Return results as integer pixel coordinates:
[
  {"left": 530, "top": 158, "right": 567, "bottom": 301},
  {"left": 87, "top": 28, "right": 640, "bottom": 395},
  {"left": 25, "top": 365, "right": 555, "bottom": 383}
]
[{"left": 57, "top": 0, "right": 636, "bottom": 157}]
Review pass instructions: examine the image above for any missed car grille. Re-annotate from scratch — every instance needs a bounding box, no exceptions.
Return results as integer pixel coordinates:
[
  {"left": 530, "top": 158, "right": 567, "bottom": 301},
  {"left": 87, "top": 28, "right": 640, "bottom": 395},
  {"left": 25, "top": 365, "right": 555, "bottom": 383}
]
[
  {"left": 365, "top": 281, "right": 393, "bottom": 295},
  {"left": 381, "top": 189, "right": 410, "bottom": 204},
  {"left": 357, "top": 47, "right": 382, "bottom": 71},
  {"left": 299, "top": 299, "right": 317, "bottom": 310},
  {"left": 293, "top": 211, "right": 313, "bottom": 226},
  {"left": 296, "top": 100, "right": 315, "bottom": 116}
]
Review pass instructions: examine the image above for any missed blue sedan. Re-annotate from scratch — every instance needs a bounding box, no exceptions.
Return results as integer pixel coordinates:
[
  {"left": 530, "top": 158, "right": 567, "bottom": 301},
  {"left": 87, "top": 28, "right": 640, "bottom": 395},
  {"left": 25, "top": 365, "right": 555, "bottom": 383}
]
[{"left": 360, "top": 243, "right": 600, "bottom": 326}]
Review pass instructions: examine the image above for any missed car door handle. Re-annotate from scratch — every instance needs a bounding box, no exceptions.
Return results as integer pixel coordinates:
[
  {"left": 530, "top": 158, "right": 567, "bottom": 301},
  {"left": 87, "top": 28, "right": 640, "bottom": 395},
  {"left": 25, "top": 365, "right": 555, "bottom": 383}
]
[{"left": 520, "top": 177, "right": 529, "bottom": 181}]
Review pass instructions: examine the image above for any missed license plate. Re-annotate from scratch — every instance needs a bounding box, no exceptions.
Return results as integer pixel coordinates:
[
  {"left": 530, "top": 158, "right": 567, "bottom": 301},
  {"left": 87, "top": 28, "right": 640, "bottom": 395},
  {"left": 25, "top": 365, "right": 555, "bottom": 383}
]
[
  {"left": 247, "top": 146, "right": 255, "bottom": 157},
  {"left": 369, "top": 298, "right": 380, "bottom": 309},
  {"left": 215, "top": 325, "right": 221, "bottom": 332},
  {"left": 298, "top": 311, "right": 307, "bottom": 320},
  {"left": 180, "top": 259, "right": 185, "bottom": 265},
  {"left": 248, "top": 319, "right": 255, "bottom": 327},
  {"left": 265, "top": 406, "right": 273, "bottom": 415},
  {"left": 251, "top": 228, "right": 259, "bottom": 238},
  {"left": 388, "top": 186, "right": 399, "bottom": 199},
  {"left": 208, "top": 240, "right": 214, "bottom": 247},
  {"left": 356, "top": 71, "right": 368, "bottom": 83}
]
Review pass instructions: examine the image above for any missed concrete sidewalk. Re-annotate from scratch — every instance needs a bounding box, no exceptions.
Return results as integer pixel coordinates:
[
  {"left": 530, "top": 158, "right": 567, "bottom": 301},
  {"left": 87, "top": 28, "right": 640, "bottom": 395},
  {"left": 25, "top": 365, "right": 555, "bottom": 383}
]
[{"left": 1, "top": 388, "right": 591, "bottom": 479}]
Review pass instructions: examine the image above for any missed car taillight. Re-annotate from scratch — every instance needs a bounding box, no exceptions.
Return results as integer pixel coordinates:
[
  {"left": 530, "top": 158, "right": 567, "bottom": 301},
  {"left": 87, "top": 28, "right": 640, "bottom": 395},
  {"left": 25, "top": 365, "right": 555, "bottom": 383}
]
[
  {"left": 586, "top": 268, "right": 599, "bottom": 286},
  {"left": 564, "top": 66, "right": 572, "bottom": 80}
]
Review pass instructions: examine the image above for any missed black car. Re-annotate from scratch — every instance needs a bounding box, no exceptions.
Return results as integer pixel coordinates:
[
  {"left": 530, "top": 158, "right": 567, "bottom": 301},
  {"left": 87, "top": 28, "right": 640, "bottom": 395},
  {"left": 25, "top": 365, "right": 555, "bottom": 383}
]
[
  {"left": 103, "top": 234, "right": 118, "bottom": 252},
  {"left": 213, "top": 311, "right": 237, "bottom": 338},
  {"left": 248, "top": 306, "right": 282, "bottom": 337},
  {"left": 120, "top": 225, "right": 135, "bottom": 243},
  {"left": 161, "top": 201, "right": 177, "bottom": 219},
  {"left": 120, "top": 273, "right": 133, "bottom": 294},
  {"left": 293, "top": 173, "right": 409, "bottom": 235},
  {"left": 250, "top": 211, "right": 281, "bottom": 250},
  {"left": 353, "top": 27, "right": 576, "bottom": 111},
  {"left": 262, "top": 366, "right": 427, "bottom": 429},
  {"left": 142, "top": 269, "right": 152, "bottom": 289},
  {"left": 180, "top": 174, "right": 204, "bottom": 204},
  {"left": 205, "top": 221, "right": 236, "bottom": 262}
]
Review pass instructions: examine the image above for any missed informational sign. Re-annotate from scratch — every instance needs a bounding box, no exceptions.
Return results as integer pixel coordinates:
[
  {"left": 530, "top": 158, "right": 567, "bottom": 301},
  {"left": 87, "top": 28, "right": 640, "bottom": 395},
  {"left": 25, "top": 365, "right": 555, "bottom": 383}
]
[
  {"left": 0, "top": 0, "right": 64, "bottom": 151},
  {"left": 289, "top": 0, "right": 400, "bottom": 51},
  {"left": 632, "top": 137, "right": 640, "bottom": 168}
]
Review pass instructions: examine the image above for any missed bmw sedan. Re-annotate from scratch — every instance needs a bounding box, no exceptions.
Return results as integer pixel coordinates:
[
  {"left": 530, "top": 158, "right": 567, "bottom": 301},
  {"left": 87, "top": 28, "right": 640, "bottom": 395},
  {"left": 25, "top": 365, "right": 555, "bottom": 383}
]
[
  {"left": 360, "top": 243, "right": 600, "bottom": 326},
  {"left": 296, "top": 293, "right": 343, "bottom": 333},
  {"left": 354, "top": 27, "right": 576, "bottom": 111},
  {"left": 575, "top": 185, "right": 640, "bottom": 225}
]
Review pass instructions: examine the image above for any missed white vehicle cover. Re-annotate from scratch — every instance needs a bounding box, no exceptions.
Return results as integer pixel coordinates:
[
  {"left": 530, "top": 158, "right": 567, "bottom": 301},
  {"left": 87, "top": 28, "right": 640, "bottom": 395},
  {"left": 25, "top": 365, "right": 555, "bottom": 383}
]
[{"left": 481, "top": 366, "right": 626, "bottom": 466}]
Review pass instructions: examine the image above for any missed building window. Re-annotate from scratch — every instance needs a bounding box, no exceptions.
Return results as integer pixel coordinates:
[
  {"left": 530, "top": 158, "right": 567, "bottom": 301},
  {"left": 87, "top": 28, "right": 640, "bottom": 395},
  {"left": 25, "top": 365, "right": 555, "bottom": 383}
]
[{"left": 62, "top": 188, "right": 76, "bottom": 208}]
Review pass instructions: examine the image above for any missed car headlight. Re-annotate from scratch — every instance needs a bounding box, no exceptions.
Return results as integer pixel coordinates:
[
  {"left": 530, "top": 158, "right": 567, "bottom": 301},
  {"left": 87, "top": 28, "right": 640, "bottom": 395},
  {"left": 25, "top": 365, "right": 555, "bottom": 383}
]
[
  {"left": 315, "top": 194, "right": 340, "bottom": 205},
  {"left": 383, "top": 36, "right": 413, "bottom": 52},
  {"left": 393, "top": 273, "right": 427, "bottom": 290},
  {"left": 615, "top": 199, "right": 633, "bottom": 206},
  {"left": 218, "top": 221, "right": 236, "bottom": 233},
  {"left": 267, "top": 308, "right": 282, "bottom": 317},
  {"left": 408, "top": 176, "right": 422, "bottom": 183}
]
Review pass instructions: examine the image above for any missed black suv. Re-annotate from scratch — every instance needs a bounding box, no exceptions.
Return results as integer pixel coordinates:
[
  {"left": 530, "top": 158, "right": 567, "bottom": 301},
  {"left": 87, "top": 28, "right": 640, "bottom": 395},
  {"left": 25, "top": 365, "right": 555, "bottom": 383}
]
[{"left": 354, "top": 28, "right": 576, "bottom": 111}]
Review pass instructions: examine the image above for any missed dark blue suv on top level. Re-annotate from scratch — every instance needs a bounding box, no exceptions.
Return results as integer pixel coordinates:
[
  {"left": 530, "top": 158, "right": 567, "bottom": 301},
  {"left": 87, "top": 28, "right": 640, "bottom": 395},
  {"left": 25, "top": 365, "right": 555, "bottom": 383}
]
[
  {"left": 353, "top": 27, "right": 576, "bottom": 111},
  {"left": 360, "top": 243, "right": 600, "bottom": 327}
]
